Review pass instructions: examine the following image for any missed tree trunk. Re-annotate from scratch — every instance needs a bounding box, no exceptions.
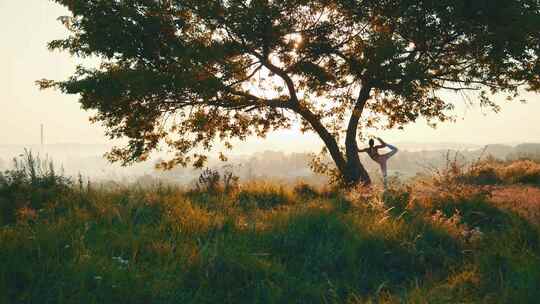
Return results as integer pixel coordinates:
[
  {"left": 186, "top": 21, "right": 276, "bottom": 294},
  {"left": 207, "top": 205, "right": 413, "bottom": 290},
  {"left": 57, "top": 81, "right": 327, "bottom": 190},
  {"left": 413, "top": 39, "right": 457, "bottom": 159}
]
[
  {"left": 343, "top": 84, "right": 373, "bottom": 186},
  {"left": 259, "top": 55, "right": 373, "bottom": 187},
  {"left": 342, "top": 155, "right": 371, "bottom": 186},
  {"left": 295, "top": 106, "right": 348, "bottom": 174},
  {"left": 293, "top": 84, "right": 373, "bottom": 187}
]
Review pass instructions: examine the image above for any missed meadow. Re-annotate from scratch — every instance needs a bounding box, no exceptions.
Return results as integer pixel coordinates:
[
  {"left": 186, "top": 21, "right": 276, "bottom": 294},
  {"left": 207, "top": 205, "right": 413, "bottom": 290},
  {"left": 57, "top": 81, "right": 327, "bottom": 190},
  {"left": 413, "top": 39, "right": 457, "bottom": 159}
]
[{"left": 1, "top": 152, "right": 540, "bottom": 303}]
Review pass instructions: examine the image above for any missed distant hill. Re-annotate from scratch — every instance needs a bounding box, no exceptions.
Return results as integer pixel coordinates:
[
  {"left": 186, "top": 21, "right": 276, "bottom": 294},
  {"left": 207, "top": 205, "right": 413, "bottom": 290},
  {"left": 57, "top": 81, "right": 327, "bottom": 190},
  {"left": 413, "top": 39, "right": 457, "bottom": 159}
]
[
  {"left": 515, "top": 143, "right": 540, "bottom": 155},
  {"left": 392, "top": 142, "right": 483, "bottom": 152}
]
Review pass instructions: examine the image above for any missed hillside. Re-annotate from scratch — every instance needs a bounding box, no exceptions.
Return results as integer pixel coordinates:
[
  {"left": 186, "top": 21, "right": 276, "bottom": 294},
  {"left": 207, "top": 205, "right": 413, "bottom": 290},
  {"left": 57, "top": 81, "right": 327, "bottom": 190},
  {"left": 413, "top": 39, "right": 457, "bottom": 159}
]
[{"left": 1, "top": 156, "right": 540, "bottom": 303}]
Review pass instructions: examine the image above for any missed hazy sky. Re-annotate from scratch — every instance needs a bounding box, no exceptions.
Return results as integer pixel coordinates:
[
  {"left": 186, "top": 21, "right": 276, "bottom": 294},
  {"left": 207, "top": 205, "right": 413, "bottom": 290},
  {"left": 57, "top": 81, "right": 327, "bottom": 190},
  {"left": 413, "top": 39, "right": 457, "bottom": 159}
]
[{"left": 2, "top": 0, "right": 539, "bottom": 154}]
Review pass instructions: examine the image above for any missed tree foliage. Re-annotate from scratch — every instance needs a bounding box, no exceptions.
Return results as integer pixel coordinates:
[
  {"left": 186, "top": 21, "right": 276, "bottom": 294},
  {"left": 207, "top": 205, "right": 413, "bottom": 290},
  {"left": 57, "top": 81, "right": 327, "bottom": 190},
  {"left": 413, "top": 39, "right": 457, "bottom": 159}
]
[{"left": 40, "top": 0, "right": 540, "bottom": 185}]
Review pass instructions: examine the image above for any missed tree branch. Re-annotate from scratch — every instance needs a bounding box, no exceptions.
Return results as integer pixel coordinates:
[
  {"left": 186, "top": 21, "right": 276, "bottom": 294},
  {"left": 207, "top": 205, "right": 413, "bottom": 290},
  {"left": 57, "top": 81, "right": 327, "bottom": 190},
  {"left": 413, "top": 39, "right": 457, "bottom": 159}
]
[
  {"left": 295, "top": 105, "right": 347, "bottom": 173},
  {"left": 248, "top": 50, "right": 299, "bottom": 104},
  {"left": 218, "top": 88, "right": 291, "bottom": 110}
]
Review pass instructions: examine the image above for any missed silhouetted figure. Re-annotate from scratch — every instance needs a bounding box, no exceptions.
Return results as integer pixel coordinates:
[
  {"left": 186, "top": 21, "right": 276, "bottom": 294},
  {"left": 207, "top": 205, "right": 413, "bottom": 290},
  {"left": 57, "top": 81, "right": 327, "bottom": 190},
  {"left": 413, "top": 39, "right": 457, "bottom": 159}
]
[{"left": 358, "top": 137, "right": 398, "bottom": 188}]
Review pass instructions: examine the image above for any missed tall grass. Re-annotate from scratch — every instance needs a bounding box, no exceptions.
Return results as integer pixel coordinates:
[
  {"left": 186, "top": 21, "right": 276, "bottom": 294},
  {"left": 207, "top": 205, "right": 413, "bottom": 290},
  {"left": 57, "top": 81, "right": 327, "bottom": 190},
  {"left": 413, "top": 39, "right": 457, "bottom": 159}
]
[
  {"left": 0, "top": 150, "right": 71, "bottom": 225},
  {"left": 1, "top": 155, "right": 539, "bottom": 303}
]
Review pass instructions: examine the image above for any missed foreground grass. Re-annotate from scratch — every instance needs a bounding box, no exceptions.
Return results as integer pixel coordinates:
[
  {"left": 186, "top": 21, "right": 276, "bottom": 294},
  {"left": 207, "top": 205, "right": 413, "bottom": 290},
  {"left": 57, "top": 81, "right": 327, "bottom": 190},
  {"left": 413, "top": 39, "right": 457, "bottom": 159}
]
[{"left": 1, "top": 176, "right": 540, "bottom": 303}]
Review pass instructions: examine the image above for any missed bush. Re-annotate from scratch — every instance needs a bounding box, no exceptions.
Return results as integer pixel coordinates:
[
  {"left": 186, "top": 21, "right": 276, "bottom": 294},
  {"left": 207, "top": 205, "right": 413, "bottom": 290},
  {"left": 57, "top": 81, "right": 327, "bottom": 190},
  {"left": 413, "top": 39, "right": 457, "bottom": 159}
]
[
  {"left": 464, "top": 165, "right": 502, "bottom": 185},
  {"left": 195, "top": 167, "right": 239, "bottom": 194},
  {"left": 0, "top": 150, "right": 71, "bottom": 225},
  {"left": 293, "top": 182, "right": 319, "bottom": 200},
  {"left": 196, "top": 168, "right": 221, "bottom": 193},
  {"left": 499, "top": 160, "right": 540, "bottom": 185},
  {"left": 445, "top": 155, "right": 540, "bottom": 187}
]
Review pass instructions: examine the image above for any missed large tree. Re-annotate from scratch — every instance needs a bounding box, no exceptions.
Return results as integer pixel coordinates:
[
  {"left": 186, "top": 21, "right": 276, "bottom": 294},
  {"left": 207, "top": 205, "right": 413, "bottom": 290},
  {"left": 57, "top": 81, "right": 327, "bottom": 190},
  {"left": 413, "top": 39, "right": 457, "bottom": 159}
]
[{"left": 40, "top": 0, "right": 540, "bottom": 185}]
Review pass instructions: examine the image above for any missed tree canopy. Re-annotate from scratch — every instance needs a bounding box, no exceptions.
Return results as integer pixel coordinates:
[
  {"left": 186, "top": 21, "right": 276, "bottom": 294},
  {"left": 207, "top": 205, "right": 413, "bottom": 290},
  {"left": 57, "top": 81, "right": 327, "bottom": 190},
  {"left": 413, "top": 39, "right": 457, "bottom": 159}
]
[{"left": 40, "top": 0, "right": 540, "bottom": 185}]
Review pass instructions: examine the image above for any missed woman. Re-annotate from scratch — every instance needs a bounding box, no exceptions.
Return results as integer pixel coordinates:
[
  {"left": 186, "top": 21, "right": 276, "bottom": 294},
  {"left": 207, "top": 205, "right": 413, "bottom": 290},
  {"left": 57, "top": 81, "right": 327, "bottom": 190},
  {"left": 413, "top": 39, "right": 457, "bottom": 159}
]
[{"left": 358, "top": 137, "right": 398, "bottom": 187}]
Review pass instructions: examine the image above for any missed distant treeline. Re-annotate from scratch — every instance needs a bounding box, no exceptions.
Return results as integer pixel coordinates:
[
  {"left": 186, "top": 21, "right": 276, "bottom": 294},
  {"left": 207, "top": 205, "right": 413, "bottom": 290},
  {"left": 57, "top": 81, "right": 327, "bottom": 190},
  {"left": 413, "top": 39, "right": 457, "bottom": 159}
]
[
  {"left": 159, "top": 143, "right": 540, "bottom": 185},
  {"left": 1, "top": 143, "right": 539, "bottom": 185}
]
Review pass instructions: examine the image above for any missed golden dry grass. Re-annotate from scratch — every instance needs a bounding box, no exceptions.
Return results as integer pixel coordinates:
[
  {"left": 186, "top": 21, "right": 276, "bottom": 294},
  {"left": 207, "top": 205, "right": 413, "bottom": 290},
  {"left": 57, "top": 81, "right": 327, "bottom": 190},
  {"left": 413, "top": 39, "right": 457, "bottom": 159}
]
[{"left": 489, "top": 185, "right": 540, "bottom": 225}]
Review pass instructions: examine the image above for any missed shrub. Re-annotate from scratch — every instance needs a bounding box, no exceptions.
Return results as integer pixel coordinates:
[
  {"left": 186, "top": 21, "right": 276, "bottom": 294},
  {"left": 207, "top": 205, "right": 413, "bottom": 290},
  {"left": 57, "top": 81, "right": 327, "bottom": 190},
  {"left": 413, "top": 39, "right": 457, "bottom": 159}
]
[
  {"left": 0, "top": 150, "right": 71, "bottom": 225},
  {"left": 426, "top": 152, "right": 540, "bottom": 187},
  {"left": 196, "top": 168, "right": 221, "bottom": 193},
  {"left": 499, "top": 160, "right": 540, "bottom": 185},
  {"left": 464, "top": 165, "right": 502, "bottom": 185},
  {"left": 453, "top": 156, "right": 540, "bottom": 186},
  {"left": 222, "top": 168, "right": 240, "bottom": 193},
  {"left": 195, "top": 167, "right": 239, "bottom": 194},
  {"left": 293, "top": 182, "right": 319, "bottom": 200}
]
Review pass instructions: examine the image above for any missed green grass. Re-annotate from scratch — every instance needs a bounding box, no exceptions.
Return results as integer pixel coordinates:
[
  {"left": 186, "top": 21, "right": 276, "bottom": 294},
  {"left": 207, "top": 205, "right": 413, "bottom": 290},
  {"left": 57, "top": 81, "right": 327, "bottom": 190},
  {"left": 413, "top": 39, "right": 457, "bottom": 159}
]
[{"left": 1, "top": 157, "right": 540, "bottom": 303}]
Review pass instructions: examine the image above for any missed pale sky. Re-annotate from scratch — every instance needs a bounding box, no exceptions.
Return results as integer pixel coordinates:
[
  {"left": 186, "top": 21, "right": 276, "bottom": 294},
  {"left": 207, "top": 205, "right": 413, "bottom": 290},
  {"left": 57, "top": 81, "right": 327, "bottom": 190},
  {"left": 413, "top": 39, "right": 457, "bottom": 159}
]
[{"left": 1, "top": 0, "right": 539, "bottom": 154}]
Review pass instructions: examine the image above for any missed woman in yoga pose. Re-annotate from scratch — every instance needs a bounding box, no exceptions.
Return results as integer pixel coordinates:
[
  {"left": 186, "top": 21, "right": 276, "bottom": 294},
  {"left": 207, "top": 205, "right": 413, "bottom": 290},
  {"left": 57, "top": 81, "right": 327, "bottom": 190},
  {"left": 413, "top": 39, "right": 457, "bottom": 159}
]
[{"left": 358, "top": 137, "right": 398, "bottom": 187}]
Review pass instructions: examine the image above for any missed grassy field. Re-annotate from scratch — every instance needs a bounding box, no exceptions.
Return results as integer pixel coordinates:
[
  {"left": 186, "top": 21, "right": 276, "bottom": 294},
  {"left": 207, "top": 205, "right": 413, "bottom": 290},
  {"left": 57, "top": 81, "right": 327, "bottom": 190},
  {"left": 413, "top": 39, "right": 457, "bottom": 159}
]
[{"left": 1, "top": 153, "right": 540, "bottom": 303}]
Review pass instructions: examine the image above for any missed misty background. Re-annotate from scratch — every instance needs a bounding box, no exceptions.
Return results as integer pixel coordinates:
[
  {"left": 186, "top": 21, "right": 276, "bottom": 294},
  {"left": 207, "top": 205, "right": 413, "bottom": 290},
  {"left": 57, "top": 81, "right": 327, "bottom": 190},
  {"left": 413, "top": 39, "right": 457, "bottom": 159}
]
[
  {"left": 1, "top": 143, "right": 539, "bottom": 187},
  {"left": 2, "top": 1, "right": 540, "bottom": 185}
]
